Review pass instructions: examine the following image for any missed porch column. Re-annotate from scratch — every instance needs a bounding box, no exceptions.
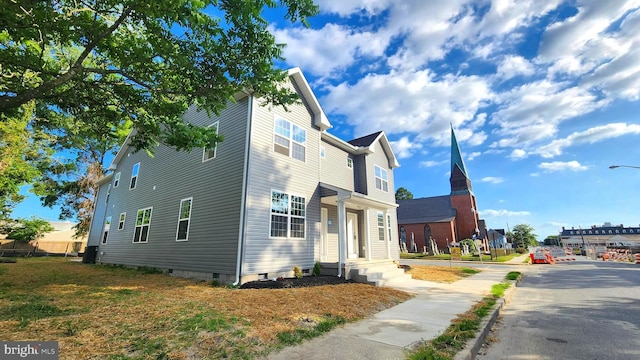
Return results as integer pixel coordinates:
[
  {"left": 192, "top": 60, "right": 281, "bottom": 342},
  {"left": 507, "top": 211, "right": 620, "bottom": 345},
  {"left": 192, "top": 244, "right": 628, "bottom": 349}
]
[
  {"left": 364, "top": 207, "right": 372, "bottom": 261},
  {"left": 337, "top": 198, "right": 347, "bottom": 277},
  {"left": 385, "top": 209, "right": 391, "bottom": 259}
]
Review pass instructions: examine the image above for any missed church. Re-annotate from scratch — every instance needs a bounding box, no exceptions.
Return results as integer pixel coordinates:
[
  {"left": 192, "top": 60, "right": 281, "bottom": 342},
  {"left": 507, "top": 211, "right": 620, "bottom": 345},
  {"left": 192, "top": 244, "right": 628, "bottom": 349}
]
[{"left": 396, "top": 126, "right": 486, "bottom": 253}]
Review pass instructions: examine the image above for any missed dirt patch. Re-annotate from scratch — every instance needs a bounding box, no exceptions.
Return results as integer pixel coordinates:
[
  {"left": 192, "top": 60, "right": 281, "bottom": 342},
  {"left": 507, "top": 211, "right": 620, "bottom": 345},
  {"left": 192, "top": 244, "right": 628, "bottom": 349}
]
[
  {"left": 240, "top": 276, "right": 356, "bottom": 289},
  {"left": 403, "top": 265, "right": 480, "bottom": 283}
]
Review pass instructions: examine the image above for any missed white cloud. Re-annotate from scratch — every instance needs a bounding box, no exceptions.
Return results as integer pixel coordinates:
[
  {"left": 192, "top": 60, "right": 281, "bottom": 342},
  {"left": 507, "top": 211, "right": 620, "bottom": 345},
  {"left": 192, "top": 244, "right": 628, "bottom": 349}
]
[
  {"left": 390, "top": 136, "right": 422, "bottom": 159},
  {"left": 536, "top": 123, "right": 640, "bottom": 158},
  {"left": 322, "top": 69, "right": 493, "bottom": 143},
  {"left": 480, "top": 177, "right": 504, "bottom": 184},
  {"left": 420, "top": 160, "right": 446, "bottom": 168},
  {"left": 481, "top": 209, "right": 531, "bottom": 217},
  {"left": 538, "top": 160, "right": 588, "bottom": 172},
  {"left": 314, "top": 0, "right": 392, "bottom": 17},
  {"left": 496, "top": 55, "right": 535, "bottom": 80},
  {"left": 467, "top": 151, "right": 482, "bottom": 161},
  {"left": 510, "top": 149, "right": 527, "bottom": 159}
]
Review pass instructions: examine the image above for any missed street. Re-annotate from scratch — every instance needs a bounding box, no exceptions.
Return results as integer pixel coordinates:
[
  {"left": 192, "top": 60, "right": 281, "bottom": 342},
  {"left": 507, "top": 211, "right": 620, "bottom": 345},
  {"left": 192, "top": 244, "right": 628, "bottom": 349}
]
[{"left": 477, "top": 260, "right": 640, "bottom": 360}]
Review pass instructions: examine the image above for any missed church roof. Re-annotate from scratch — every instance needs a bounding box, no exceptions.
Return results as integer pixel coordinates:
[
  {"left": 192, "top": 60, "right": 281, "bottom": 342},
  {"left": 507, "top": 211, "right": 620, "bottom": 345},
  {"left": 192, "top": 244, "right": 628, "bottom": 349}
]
[
  {"left": 397, "top": 196, "right": 457, "bottom": 224},
  {"left": 450, "top": 125, "right": 469, "bottom": 177}
]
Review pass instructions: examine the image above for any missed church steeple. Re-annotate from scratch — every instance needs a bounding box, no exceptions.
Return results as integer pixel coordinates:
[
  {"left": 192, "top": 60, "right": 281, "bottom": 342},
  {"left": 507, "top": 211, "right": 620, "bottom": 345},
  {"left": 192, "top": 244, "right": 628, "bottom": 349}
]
[{"left": 450, "top": 125, "right": 473, "bottom": 195}]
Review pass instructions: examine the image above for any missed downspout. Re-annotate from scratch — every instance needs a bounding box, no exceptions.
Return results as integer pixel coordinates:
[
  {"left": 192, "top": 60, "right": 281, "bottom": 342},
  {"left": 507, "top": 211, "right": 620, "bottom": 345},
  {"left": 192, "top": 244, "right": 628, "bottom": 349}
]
[{"left": 233, "top": 94, "right": 253, "bottom": 286}]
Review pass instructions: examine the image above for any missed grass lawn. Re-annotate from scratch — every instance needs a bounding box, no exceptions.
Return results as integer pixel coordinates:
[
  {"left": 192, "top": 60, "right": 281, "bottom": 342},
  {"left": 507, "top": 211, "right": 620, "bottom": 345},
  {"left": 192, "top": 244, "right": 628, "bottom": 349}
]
[
  {"left": 0, "top": 258, "right": 413, "bottom": 359},
  {"left": 400, "top": 252, "right": 521, "bottom": 262},
  {"left": 405, "top": 265, "right": 480, "bottom": 283}
]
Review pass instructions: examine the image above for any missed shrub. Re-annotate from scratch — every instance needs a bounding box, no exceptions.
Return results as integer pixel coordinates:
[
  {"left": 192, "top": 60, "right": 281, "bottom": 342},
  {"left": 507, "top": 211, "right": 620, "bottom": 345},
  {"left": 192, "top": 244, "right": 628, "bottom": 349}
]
[
  {"left": 293, "top": 266, "right": 303, "bottom": 278},
  {"left": 515, "top": 247, "right": 527, "bottom": 254},
  {"left": 312, "top": 262, "right": 321, "bottom": 276}
]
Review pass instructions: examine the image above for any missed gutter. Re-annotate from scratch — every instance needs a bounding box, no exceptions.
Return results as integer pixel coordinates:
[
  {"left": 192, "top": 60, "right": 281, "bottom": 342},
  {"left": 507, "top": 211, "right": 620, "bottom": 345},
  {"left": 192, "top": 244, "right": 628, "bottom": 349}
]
[{"left": 233, "top": 94, "right": 253, "bottom": 286}]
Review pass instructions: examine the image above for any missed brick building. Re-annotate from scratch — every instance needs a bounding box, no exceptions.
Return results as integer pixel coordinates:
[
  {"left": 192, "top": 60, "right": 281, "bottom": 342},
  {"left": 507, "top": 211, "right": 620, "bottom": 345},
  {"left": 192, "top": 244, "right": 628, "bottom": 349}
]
[{"left": 397, "top": 126, "right": 485, "bottom": 253}]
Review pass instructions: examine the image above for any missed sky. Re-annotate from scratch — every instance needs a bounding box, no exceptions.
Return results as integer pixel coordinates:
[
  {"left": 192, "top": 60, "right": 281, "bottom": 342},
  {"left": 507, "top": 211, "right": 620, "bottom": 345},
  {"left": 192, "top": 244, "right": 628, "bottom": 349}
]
[{"left": 13, "top": 0, "right": 640, "bottom": 239}]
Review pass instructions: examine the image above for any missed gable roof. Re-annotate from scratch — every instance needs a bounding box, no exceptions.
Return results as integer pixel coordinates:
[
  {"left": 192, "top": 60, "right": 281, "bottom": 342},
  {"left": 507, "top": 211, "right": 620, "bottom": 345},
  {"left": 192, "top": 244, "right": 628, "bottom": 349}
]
[
  {"left": 348, "top": 131, "right": 400, "bottom": 169},
  {"left": 397, "top": 196, "right": 456, "bottom": 224},
  {"left": 348, "top": 131, "right": 382, "bottom": 147},
  {"left": 108, "top": 68, "right": 331, "bottom": 170}
]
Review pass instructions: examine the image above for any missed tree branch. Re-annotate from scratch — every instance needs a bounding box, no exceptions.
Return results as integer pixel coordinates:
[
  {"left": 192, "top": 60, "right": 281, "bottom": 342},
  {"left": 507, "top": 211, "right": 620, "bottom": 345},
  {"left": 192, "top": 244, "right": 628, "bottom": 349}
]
[{"left": 0, "top": 6, "right": 133, "bottom": 111}]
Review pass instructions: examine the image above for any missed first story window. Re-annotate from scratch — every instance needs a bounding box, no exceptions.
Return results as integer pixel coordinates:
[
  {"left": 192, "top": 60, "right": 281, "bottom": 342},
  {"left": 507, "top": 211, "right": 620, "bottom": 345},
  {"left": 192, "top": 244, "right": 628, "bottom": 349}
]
[
  {"left": 176, "top": 197, "right": 192, "bottom": 241},
  {"left": 270, "top": 190, "right": 306, "bottom": 238},
  {"left": 387, "top": 214, "right": 392, "bottom": 241},
  {"left": 374, "top": 165, "right": 388, "bottom": 192},
  {"left": 118, "top": 212, "right": 126, "bottom": 230},
  {"left": 377, "top": 212, "right": 385, "bottom": 241},
  {"left": 102, "top": 216, "right": 112, "bottom": 244},
  {"left": 133, "top": 207, "right": 152, "bottom": 243}
]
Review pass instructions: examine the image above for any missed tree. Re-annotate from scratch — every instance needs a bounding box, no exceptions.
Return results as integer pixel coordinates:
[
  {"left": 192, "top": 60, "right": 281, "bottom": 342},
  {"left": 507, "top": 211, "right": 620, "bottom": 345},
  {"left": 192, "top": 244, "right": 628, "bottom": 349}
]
[
  {"left": 395, "top": 187, "right": 414, "bottom": 201},
  {"left": 0, "top": 102, "right": 52, "bottom": 221},
  {"left": 2, "top": 217, "right": 54, "bottom": 243},
  {"left": 507, "top": 224, "right": 538, "bottom": 250},
  {"left": 543, "top": 235, "right": 560, "bottom": 246},
  {"left": 0, "top": 0, "right": 319, "bottom": 153}
]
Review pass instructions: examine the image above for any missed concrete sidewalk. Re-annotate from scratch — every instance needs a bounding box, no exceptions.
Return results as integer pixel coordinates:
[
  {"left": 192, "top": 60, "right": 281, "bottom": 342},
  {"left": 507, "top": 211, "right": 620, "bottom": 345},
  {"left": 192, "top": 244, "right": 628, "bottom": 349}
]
[{"left": 265, "top": 255, "right": 529, "bottom": 360}]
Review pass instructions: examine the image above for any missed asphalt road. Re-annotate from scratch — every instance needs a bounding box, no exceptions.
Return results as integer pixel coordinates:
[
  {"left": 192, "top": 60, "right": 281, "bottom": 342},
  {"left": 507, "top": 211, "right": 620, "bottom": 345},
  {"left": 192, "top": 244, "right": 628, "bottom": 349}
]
[{"left": 476, "top": 260, "right": 640, "bottom": 360}]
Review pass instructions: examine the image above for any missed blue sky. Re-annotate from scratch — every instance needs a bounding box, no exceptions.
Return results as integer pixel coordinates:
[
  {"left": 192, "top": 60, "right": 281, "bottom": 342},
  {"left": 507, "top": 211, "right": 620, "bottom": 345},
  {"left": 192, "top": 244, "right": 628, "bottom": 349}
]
[{"left": 14, "top": 0, "right": 640, "bottom": 239}]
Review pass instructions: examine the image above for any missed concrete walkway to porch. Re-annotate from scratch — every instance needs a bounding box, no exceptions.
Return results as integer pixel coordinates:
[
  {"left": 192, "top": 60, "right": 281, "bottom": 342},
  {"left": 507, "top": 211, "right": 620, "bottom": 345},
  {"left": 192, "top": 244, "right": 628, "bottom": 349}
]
[{"left": 264, "top": 254, "right": 530, "bottom": 360}]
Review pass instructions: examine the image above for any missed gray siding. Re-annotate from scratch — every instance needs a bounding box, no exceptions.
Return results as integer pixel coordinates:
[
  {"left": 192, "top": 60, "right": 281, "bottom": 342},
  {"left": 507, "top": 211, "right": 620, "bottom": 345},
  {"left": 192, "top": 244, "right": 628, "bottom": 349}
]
[
  {"left": 364, "top": 141, "right": 396, "bottom": 204},
  {"left": 353, "top": 154, "right": 368, "bottom": 194},
  {"left": 94, "top": 99, "right": 249, "bottom": 275},
  {"left": 319, "top": 139, "right": 354, "bottom": 191},
  {"left": 243, "top": 79, "right": 321, "bottom": 275}
]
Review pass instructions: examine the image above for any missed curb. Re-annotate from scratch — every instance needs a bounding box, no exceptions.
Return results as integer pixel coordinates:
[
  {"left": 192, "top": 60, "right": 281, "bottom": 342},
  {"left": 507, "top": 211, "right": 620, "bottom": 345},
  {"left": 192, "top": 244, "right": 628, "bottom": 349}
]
[{"left": 453, "top": 277, "right": 521, "bottom": 360}]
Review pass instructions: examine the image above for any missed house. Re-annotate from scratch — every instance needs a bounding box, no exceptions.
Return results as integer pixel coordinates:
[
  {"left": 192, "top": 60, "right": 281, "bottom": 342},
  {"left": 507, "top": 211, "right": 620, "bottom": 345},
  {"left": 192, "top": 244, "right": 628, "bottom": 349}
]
[
  {"left": 86, "top": 68, "right": 401, "bottom": 285},
  {"left": 560, "top": 224, "right": 640, "bottom": 249},
  {"left": 397, "top": 126, "right": 486, "bottom": 253}
]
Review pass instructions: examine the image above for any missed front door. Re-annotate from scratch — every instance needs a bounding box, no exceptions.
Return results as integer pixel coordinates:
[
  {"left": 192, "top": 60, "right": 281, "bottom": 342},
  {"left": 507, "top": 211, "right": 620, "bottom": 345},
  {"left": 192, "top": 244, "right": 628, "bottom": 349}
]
[{"left": 347, "top": 213, "right": 359, "bottom": 259}]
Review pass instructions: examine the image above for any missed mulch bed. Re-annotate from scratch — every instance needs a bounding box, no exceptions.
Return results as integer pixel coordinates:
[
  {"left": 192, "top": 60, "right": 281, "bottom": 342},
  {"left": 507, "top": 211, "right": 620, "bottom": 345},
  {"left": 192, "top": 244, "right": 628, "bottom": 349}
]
[{"left": 240, "top": 275, "right": 357, "bottom": 289}]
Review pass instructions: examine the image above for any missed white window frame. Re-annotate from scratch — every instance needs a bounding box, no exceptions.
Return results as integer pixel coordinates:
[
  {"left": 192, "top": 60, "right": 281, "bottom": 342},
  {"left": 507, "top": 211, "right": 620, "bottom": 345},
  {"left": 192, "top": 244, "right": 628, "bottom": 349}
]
[
  {"left": 175, "top": 197, "right": 193, "bottom": 242},
  {"left": 118, "top": 212, "right": 126, "bottom": 230},
  {"left": 269, "top": 190, "right": 306, "bottom": 239},
  {"left": 377, "top": 212, "right": 385, "bottom": 241},
  {"left": 374, "top": 165, "right": 389, "bottom": 192},
  {"left": 320, "top": 145, "right": 325, "bottom": 159},
  {"left": 133, "top": 207, "right": 152, "bottom": 243},
  {"left": 105, "top": 184, "right": 111, "bottom": 203},
  {"left": 113, "top": 172, "right": 121, "bottom": 187},
  {"left": 347, "top": 157, "right": 353, "bottom": 169},
  {"left": 387, "top": 214, "right": 392, "bottom": 242},
  {"left": 273, "top": 116, "right": 306, "bottom": 162},
  {"left": 102, "top": 216, "right": 112, "bottom": 244},
  {"left": 202, "top": 122, "right": 219, "bottom": 162},
  {"left": 130, "top": 162, "right": 140, "bottom": 190}
]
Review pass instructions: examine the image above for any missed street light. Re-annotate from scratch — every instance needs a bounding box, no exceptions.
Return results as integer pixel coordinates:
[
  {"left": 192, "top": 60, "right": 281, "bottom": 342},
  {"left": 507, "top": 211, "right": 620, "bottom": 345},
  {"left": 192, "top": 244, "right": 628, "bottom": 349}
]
[{"left": 609, "top": 165, "right": 640, "bottom": 169}]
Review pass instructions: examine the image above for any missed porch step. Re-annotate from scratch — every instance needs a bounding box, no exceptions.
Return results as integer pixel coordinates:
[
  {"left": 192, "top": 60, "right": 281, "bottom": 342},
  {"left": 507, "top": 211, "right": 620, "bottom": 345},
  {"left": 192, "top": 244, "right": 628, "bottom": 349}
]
[{"left": 347, "top": 261, "right": 412, "bottom": 287}]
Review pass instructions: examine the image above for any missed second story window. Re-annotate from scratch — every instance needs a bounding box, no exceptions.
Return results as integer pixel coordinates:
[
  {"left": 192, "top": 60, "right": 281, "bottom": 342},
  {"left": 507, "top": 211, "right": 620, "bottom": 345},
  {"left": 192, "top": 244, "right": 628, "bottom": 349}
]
[
  {"left": 130, "top": 162, "right": 140, "bottom": 189},
  {"left": 202, "top": 122, "right": 219, "bottom": 162},
  {"left": 375, "top": 165, "right": 388, "bottom": 192},
  {"left": 273, "top": 117, "right": 306, "bottom": 162},
  {"left": 347, "top": 157, "right": 353, "bottom": 169},
  {"left": 176, "top": 197, "right": 192, "bottom": 241},
  {"left": 113, "top": 172, "right": 121, "bottom": 187}
]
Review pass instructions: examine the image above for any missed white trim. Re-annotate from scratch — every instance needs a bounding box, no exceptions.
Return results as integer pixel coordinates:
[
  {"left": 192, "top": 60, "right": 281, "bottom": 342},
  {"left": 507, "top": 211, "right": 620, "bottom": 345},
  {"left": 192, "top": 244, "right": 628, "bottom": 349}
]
[
  {"left": 320, "top": 145, "right": 325, "bottom": 159},
  {"left": 273, "top": 115, "right": 306, "bottom": 162},
  {"left": 374, "top": 165, "right": 389, "bottom": 192},
  {"left": 377, "top": 211, "right": 385, "bottom": 241},
  {"left": 113, "top": 172, "right": 121, "bottom": 187},
  {"left": 321, "top": 208, "right": 329, "bottom": 261},
  {"left": 118, "top": 212, "right": 126, "bottom": 230},
  {"left": 234, "top": 94, "right": 253, "bottom": 286},
  {"left": 347, "top": 157, "right": 353, "bottom": 169},
  {"left": 202, "top": 122, "right": 219, "bottom": 162},
  {"left": 269, "top": 189, "right": 306, "bottom": 239},
  {"left": 175, "top": 197, "right": 193, "bottom": 242},
  {"left": 129, "top": 162, "right": 140, "bottom": 190},
  {"left": 133, "top": 206, "right": 153, "bottom": 243}
]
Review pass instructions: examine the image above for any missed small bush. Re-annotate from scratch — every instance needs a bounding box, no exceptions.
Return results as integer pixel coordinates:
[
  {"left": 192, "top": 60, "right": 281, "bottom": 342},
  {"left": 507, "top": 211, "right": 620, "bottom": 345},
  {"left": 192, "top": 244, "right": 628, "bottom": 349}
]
[
  {"left": 515, "top": 247, "right": 527, "bottom": 254},
  {"left": 312, "top": 262, "right": 321, "bottom": 276},
  {"left": 293, "top": 266, "right": 303, "bottom": 278}
]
